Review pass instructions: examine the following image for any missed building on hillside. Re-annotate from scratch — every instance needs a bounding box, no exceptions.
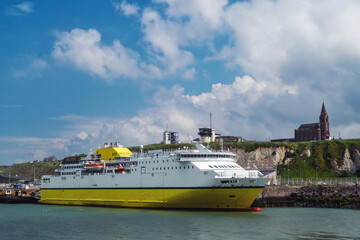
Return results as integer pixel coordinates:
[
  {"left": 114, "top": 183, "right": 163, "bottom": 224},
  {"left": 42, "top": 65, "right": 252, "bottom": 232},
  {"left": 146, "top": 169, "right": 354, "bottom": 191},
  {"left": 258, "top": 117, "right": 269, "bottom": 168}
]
[
  {"left": 198, "top": 127, "right": 217, "bottom": 143},
  {"left": 294, "top": 103, "right": 330, "bottom": 141},
  {"left": 215, "top": 136, "right": 244, "bottom": 142},
  {"left": 271, "top": 103, "right": 330, "bottom": 143},
  {"left": 162, "top": 130, "right": 179, "bottom": 144},
  {"left": 195, "top": 128, "right": 244, "bottom": 143}
]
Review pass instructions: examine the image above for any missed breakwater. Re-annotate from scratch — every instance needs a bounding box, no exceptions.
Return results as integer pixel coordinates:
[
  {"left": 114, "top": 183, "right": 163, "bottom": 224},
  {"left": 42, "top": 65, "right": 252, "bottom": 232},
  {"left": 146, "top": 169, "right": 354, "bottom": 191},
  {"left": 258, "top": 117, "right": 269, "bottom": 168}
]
[{"left": 253, "top": 185, "right": 360, "bottom": 209}]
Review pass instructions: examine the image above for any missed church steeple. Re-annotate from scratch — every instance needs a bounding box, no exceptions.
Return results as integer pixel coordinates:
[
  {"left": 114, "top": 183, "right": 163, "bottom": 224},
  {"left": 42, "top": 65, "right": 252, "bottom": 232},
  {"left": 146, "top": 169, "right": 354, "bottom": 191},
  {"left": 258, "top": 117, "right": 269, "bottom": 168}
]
[
  {"left": 319, "top": 102, "right": 330, "bottom": 140},
  {"left": 321, "top": 102, "right": 327, "bottom": 115}
]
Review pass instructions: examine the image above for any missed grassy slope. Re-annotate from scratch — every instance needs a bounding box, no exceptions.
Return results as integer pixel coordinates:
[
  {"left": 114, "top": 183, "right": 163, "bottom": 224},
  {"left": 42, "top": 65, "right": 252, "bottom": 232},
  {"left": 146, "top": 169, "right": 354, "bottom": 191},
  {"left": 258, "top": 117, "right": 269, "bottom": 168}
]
[
  {"left": 1, "top": 140, "right": 359, "bottom": 180},
  {"left": 0, "top": 161, "right": 61, "bottom": 180}
]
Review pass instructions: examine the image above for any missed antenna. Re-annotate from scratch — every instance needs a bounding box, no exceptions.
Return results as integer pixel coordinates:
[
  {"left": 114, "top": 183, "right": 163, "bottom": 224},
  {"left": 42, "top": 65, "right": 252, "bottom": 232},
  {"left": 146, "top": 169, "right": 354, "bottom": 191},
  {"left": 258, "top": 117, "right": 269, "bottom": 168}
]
[{"left": 210, "top": 112, "right": 212, "bottom": 129}]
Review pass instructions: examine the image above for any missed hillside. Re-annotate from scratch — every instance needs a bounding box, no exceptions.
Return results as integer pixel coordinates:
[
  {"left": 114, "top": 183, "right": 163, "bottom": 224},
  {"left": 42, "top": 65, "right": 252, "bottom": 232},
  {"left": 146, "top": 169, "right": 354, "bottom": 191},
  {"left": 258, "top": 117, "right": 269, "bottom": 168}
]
[
  {"left": 205, "top": 139, "right": 360, "bottom": 178},
  {"left": 0, "top": 161, "right": 61, "bottom": 181}
]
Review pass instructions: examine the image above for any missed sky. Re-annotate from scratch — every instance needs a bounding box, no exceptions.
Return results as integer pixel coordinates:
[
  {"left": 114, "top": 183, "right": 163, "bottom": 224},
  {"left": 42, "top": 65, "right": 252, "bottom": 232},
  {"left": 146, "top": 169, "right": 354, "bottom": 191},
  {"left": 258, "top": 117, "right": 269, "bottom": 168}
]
[{"left": 1, "top": 0, "right": 360, "bottom": 165}]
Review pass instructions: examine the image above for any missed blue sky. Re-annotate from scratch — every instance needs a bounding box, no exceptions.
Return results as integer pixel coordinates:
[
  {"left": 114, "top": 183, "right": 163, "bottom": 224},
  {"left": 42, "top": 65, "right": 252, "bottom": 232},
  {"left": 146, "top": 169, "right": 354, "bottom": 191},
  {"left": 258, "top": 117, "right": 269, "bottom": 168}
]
[{"left": 1, "top": 0, "right": 360, "bottom": 165}]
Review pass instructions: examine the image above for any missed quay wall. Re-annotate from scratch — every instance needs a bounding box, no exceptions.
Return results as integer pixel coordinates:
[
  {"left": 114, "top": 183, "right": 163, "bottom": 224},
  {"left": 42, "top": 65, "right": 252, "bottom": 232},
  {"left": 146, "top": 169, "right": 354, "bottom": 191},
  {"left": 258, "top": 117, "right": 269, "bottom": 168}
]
[{"left": 253, "top": 185, "right": 360, "bottom": 209}]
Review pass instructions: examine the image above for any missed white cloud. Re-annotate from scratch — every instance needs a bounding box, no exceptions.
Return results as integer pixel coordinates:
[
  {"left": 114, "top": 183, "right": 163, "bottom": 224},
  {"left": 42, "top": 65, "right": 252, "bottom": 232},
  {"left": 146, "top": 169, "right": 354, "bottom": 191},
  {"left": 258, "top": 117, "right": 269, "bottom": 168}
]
[
  {"left": 141, "top": 9, "right": 195, "bottom": 75},
  {"left": 214, "top": 1, "right": 360, "bottom": 87},
  {"left": 41, "top": 76, "right": 298, "bottom": 157},
  {"left": 0, "top": 136, "right": 69, "bottom": 163},
  {"left": 52, "top": 28, "right": 160, "bottom": 81},
  {"left": 157, "top": 0, "right": 227, "bottom": 29},
  {"left": 113, "top": 1, "right": 140, "bottom": 16},
  {"left": 6, "top": 2, "right": 33, "bottom": 16},
  {"left": 76, "top": 132, "right": 88, "bottom": 140}
]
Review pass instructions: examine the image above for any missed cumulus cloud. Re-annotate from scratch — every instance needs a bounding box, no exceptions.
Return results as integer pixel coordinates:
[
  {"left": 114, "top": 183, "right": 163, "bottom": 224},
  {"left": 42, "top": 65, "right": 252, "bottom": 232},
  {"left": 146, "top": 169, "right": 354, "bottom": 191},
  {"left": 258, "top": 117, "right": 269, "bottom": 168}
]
[
  {"left": 52, "top": 28, "right": 149, "bottom": 80},
  {"left": 6, "top": 2, "right": 33, "bottom": 16},
  {"left": 46, "top": 76, "right": 299, "bottom": 156},
  {"left": 52, "top": 28, "right": 168, "bottom": 81},
  {"left": 112, "top": 1, "right": 140, "bottom": 16},
  {"left": 141, "top": 9, "right": 195, "bottom": 76}
]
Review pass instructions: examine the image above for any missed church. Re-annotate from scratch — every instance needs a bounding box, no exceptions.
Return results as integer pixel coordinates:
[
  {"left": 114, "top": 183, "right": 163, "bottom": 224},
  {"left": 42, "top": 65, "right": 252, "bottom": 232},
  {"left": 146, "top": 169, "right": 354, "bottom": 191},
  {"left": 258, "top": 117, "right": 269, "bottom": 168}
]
[{"left": 294, "top": 103, "right": 330, "bottom": 141}]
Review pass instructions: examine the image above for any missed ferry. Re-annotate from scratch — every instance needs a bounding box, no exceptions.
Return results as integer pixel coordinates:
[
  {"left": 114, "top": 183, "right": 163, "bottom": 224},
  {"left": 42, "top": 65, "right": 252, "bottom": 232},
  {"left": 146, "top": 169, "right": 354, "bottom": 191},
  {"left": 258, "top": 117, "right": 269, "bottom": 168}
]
[{"left": 39, "top": 142, "right": 269, "bottom": 210}]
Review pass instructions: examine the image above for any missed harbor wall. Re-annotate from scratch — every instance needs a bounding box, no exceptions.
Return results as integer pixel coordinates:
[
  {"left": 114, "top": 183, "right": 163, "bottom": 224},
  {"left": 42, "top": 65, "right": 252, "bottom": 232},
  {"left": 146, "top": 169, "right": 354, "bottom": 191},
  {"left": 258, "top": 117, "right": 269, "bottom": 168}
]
[{"left": 252, "top": 185, "right": 360, "bottom": 209}]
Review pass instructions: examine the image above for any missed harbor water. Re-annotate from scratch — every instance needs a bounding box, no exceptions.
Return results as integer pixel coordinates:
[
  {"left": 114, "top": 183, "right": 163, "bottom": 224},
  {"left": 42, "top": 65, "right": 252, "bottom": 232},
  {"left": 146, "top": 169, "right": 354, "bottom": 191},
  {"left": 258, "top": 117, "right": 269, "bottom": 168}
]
[{"left": 1, "top": 204, "right": 359, "bottom": 240}]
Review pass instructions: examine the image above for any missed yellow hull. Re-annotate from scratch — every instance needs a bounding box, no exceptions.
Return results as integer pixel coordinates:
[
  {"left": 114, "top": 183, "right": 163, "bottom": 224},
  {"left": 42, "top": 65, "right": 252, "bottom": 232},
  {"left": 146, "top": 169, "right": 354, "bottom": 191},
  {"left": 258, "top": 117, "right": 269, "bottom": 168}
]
[{"left": 39, "top": 188, "right": 263, "bottom": 210}]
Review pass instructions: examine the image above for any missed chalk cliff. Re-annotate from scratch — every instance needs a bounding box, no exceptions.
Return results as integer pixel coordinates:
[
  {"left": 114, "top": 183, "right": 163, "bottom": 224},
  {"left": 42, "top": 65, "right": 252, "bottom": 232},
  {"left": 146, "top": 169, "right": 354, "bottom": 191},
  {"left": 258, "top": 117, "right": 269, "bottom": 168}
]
[{"left": 212, "top": 140, "right": 360, "bottom": 176}]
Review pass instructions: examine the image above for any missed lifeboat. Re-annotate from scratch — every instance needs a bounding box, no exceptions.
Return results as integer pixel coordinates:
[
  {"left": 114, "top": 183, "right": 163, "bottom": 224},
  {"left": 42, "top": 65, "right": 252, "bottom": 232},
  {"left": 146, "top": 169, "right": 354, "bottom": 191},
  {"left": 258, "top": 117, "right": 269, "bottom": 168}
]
[
  {"left": 85, "top": 162, "right": 103, "bottom": 171},
  {"left": 114, "top": 164, "right": 125, "bottom": 173}
]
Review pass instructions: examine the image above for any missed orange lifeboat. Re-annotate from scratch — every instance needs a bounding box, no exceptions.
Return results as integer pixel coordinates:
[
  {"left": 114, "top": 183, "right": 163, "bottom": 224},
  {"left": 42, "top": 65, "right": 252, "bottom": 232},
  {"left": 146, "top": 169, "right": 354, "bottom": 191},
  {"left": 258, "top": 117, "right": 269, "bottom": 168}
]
[
  {"left": 85, "top": 162, "right": 103, "bottom": 171},
  {"left": 114, "top": 165, "right": 125, "bottom": 173}
]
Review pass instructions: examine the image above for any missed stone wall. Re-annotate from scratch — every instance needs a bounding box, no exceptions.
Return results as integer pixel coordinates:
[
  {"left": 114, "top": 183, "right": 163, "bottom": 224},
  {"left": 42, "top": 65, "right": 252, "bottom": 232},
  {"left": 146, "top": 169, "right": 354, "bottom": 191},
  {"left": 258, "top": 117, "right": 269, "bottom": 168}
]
[{"left": 252, "top": 185, "right": 360, "bottom": 209}]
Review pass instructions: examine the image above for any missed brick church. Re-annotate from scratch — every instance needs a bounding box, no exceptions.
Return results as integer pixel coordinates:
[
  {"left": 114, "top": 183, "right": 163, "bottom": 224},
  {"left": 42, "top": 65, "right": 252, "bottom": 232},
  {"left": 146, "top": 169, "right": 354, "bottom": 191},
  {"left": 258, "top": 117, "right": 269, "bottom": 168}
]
[{"left": 294, "top": 103, "right": 330, "bottom": 141}]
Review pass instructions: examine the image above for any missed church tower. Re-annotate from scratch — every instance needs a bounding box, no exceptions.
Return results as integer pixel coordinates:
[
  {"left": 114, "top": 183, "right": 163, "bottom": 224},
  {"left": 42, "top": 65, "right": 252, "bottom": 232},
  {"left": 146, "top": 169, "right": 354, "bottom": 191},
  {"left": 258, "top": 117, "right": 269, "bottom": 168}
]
[{"left": 319, "top": 103, "right": 330, "bottom": 140}]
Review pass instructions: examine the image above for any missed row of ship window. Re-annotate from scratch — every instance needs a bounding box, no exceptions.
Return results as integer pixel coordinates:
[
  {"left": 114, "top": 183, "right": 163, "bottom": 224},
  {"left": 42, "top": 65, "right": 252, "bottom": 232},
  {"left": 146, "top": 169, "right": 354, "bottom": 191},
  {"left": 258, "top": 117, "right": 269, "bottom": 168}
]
[
  {"left": 63, "top": 165, "right": 82, "bottom": 169},
  {"left": 140, "top": 159, "right": 172, "bottom": 164},
  {"left": 62, "top": 172, "right": 77, "bottom": 175},
  {"left": 208, "top": 165, "right": 240, "bottom": 169},
  {"left": 180, "top": 154, "right": 234, "bottom": 158},
  {"left": 151, "top": 166, "right": 195, "bottom": 171}
]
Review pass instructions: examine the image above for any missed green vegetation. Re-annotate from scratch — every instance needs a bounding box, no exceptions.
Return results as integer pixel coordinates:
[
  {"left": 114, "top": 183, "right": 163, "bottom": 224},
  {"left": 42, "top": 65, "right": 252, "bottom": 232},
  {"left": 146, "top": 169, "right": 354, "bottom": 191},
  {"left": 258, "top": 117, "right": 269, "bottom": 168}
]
[
  {"left": 1, "top": 160, "right": 61, "bottom": 180},
  {"left": 268, "top": 139, "right": 359, "bottom": 178},
  {"left": 0, "top": 165, "right": 9, "bottom": 171}
]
